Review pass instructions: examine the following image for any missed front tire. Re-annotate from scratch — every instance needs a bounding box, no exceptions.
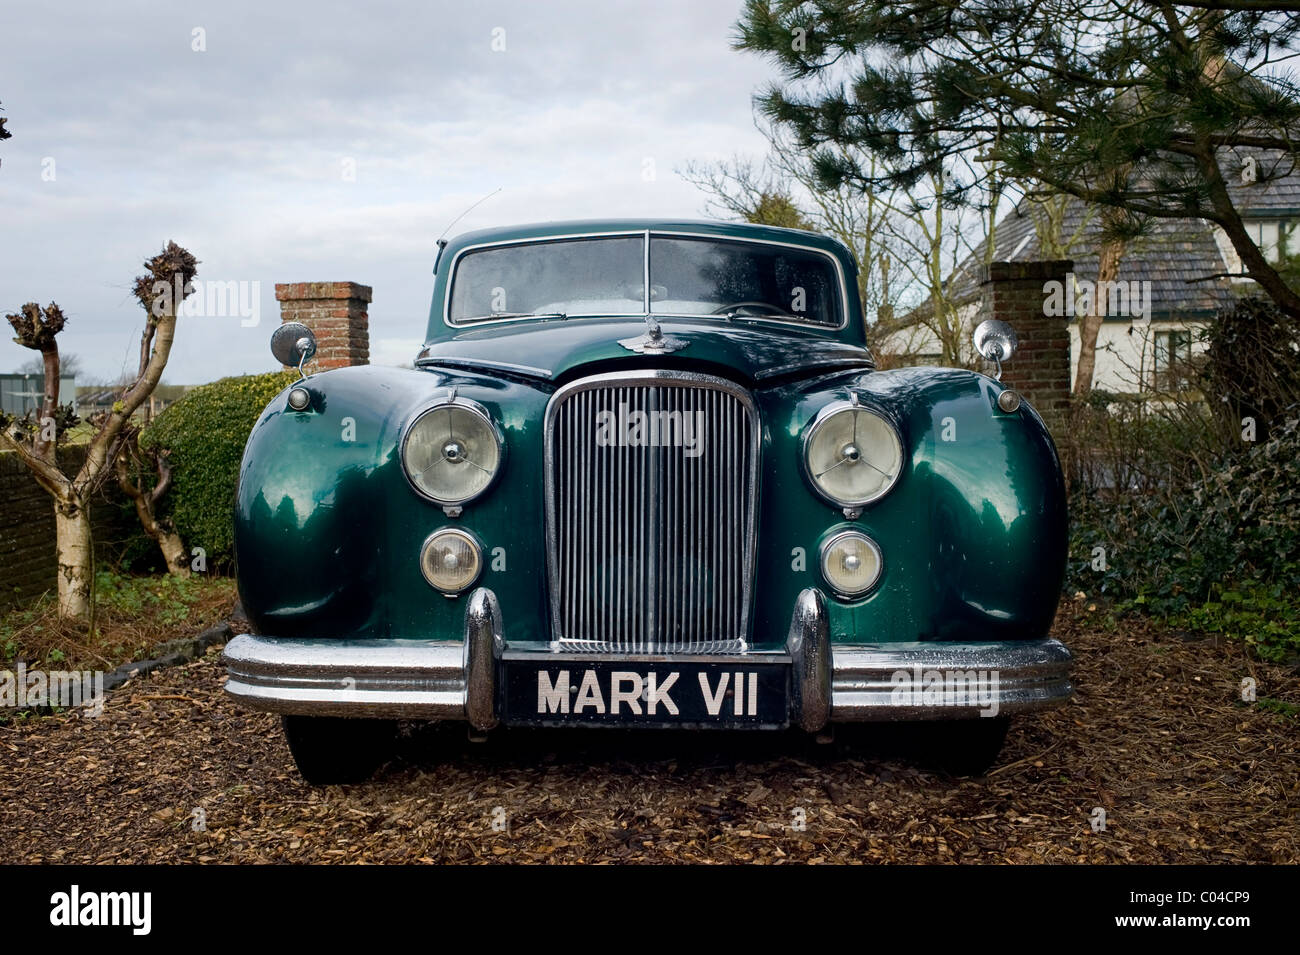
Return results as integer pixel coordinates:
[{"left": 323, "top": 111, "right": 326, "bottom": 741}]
[
  {"left": 281, "top": 715, "right": 396, "bottom": 785},
  {"left": 924, "top": 717, "right": 1010, "bottom": 777}
]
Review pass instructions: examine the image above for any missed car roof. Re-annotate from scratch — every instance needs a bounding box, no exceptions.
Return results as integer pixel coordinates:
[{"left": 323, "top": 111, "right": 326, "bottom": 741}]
[{"left": 440, "top": 218, "right": 854, "bottom": 262}]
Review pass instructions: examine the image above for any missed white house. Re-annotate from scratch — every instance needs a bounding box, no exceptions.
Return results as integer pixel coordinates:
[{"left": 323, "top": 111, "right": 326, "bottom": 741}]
[{"left": 881, "top": 149, "right": 1300, "bottom": 394}]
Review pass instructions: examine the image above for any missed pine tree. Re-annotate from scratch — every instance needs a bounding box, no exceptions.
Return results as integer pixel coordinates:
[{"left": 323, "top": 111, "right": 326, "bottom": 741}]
[{"left": 736, "top": 0, "right": 1300, "bottom": 316}]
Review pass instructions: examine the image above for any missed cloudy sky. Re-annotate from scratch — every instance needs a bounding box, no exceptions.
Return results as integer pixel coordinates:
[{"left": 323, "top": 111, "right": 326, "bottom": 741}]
[{"left": 0, "top": 0, "right": 773, "bottom": 384}]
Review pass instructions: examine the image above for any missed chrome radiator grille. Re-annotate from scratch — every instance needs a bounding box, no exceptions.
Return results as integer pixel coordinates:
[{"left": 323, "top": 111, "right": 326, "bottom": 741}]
[{"left": 544, "top": 371, "right": 759, "bottom": 653}]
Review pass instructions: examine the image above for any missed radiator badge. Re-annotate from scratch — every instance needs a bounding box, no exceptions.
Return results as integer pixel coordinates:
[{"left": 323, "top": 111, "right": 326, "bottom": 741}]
[{"left": 617, "top": 317, "right": 689, "bottom": 355}]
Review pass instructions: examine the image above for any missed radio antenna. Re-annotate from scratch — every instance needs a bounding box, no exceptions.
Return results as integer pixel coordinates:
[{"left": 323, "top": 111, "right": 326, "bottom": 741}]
[
  {"left": 437, "top": 187, "right": 501, "bottom": 246},
  {"left": 433, "top": 187, "right": 501, "bottom": 273}
]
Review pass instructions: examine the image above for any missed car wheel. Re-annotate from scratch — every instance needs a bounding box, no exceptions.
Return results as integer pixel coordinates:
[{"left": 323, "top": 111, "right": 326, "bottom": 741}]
[
  {"left": 281, "top": 715, "right": 396, "bottom": 785},
  {"left": 925, "top": 717, "right": 1011, "bottom": 777}
]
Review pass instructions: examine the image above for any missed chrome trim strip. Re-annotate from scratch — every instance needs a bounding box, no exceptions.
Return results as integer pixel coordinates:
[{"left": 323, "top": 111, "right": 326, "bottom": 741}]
[
  {"left": 543, "top": 370, "right": 761, "bottom": 653},
  {"left": 830, "top": 638, "right": 1074, "bottom": 720},
  {"left": 786, "top": 588, "right": 831, "bottom": 732},
  {"left": 754, "top": 356, "right": 875, "bottom": 380},
  {"left": 501, "top": 649, "right": 790, "bottom": 665},
  {"left": 642, "top": 227, "right": 651, "bottom": 313},
  {"left": 415, "top": 355, "right": 554, "bottom": 379}
]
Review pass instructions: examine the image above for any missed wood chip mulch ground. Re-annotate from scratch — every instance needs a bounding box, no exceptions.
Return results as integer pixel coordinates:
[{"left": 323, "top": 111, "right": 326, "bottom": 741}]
[{"left": 2, "top": 603, "right": 1296, "bottom": 864}]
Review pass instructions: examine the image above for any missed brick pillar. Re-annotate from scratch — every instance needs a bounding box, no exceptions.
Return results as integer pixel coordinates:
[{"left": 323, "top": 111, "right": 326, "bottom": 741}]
[
  {"left": 977, "top": 260, "right": 1072, "bottom": 434},
  {"left": 274, "top": 282, "right": 372, "bottom": 370}
]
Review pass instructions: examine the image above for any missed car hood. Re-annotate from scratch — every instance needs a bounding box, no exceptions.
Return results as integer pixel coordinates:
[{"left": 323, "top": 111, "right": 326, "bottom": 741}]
[{"left": 415, "top": 317, "right": 874, "bottom": 384}]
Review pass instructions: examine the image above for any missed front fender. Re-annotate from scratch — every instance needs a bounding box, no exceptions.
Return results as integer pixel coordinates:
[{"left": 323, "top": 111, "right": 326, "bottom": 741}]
[
  {"left": 234, "top": 364, "right": 552, "bottom": 641},
  {"left": 755, "top": 366, "right": 1066, "bottom": 645}
]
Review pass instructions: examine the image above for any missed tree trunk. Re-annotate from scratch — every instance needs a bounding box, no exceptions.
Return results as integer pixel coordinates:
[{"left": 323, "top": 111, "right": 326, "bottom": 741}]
[
  {"left": 1074, "top": 236, "right": 1126, "bottom": 395},
  {"left": 130, "top": 495, "right": 190, "bottom": 577},
  {"left": 54, "top": 499, "right": 93, "bottom": 621},
  {"left": 115, "top": 442, "right": 190, "bottom": 576}
]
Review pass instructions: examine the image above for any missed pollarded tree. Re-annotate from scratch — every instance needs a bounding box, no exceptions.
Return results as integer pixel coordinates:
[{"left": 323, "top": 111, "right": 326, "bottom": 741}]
[
  {"left": 736, "top": 0, "right": 1300, "bottom": 318},
  {"left": 0, "top": 242, "right": 198, "bottom": 620}
]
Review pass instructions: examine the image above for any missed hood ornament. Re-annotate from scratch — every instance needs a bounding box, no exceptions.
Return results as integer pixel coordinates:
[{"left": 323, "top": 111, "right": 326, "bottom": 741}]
[{"left": 618, "top": 317, "right": 689, "bottom": 355}]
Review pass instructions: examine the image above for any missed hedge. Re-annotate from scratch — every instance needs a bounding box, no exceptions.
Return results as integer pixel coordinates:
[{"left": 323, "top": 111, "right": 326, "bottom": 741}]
[
  {"left": 142, "top": 370, "right": 298, "bottom": 571},
  {"left": 1067, "top": 410, "right": 1300, "bottom": 662}
]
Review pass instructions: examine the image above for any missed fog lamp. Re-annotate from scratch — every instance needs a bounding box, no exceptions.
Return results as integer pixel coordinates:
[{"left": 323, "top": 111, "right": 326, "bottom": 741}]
[
  {"left": 420, "top": 528, "right": 483, "bottom": 595},
  {"left": 820, "top": 531, "right": 883, "bottom": 599}
]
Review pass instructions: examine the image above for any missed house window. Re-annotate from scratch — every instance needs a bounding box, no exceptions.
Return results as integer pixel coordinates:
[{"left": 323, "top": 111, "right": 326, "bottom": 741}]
[
  {"left": 1243, "top": 219, "right": 1292, "bottom": 264},
  {"left": 1152, "top": 330, "right": 1192, "bottom": 391}
]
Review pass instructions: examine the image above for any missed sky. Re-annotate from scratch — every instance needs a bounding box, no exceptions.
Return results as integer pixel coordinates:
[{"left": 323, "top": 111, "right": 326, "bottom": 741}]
[{"left": 0, "top": 0, "right": 773, "bottom": 384}]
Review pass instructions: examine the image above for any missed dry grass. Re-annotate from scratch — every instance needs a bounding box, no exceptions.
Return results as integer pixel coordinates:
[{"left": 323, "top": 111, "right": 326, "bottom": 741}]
[
  {"left": 0, "top": 574, "right": 236, "bottom": 671},
  {"left": 1, "top": 602, "right": 1296, "bottom": 864}
]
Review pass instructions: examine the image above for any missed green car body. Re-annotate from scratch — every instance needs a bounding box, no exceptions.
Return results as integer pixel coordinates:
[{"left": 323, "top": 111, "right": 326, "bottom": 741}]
[{"left": 225, "top": 219, "right": 1072, "bottom": 782}]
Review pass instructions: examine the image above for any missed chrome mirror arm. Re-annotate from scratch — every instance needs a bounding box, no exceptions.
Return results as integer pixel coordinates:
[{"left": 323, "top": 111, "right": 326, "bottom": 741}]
[{"left": 296, "top": 338, "right": 313, "bottom": 381}]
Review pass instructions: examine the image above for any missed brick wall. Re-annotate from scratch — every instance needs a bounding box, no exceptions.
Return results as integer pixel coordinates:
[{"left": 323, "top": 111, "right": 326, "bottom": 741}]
[
  {"left": 274, "top": 282, "right": 372, "bottom": 370},
  {"left": 0, "top": 448, "right": 138, "bottom": 608},
  {"left": 977, "top": 260, "right": 1073, "bottom": 434}
]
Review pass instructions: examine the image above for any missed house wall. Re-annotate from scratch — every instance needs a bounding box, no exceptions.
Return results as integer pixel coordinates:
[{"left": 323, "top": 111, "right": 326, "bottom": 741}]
[
  {"left": 880, "top": 309, "right": 1211, "bottom": 396},
  {"left": 1070, "top": 319, "right": 1210, "bottom": 393}
]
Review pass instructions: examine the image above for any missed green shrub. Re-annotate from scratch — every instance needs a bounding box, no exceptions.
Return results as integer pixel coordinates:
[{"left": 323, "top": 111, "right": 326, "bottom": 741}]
[
  {"left": 1068, "top": 411, "right": 1300, "bottom": 662},
  {"left": 1202, "top": 296, "right": 1300, "bottom": 444},
  {"left": 142, "top": 370, "right": 297, "bottom": 570}
]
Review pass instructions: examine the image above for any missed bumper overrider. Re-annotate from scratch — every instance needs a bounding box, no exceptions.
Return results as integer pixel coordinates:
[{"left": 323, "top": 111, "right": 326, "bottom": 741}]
[{"left": 222, "top": 588, "right": 1073, "bottom": 728}]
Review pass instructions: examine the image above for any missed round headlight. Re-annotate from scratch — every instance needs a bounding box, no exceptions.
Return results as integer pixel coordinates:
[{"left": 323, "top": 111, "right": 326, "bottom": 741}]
[
  {"left": 420, "top": 527, "right": 483, "bottom": 594},
  {"left": 820, "top": 531, "right": 883, "bottom": 598},
  {"left": 401, "top": 398, "right": 504, "bottom": 505},
  {"left": 802, "top": 400, "right": 903, "bottom": 507}
]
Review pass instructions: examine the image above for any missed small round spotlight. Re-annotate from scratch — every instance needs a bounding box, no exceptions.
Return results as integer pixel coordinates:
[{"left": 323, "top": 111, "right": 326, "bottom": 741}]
[
  {"left": 419, "top": 527, "right": 483, "bottom": 595},
  {"left": 997, "top": 389, "right": 1022, "bottom": 413},
  {"left": 820, "top": 531, "right": 883, "bottom": 599},
  {"left": 287, "top": 387, "right": 311, "bottom": 411}
]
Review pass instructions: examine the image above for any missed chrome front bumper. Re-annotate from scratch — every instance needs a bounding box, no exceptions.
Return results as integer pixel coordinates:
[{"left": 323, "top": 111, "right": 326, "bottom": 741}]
[{"left": 222, "top": 588, "right": 1073, "bottom": 727}]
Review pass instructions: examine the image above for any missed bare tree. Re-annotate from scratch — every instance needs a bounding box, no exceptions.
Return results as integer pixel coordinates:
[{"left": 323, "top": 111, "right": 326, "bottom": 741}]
[
  {"left": 17, "top": 352, "right": 83, "bottom": 378},
  {"left": 0, "top": 242, "right": 198, "bottom": 620},
  {"left": 0, "top": 98, "right": 10, "bottom": 171},
  {"left": 116, "top": 430, "right": 189, "bottom": 576},
  {"left": 681, "top": 115, "right": 999, "bottom": 365},
  {"left": 680, "top": 121, "right": 910, "bottom": 352}
]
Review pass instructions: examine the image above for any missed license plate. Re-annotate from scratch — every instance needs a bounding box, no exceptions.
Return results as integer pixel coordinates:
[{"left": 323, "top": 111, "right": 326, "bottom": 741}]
[{"left": 500, "top": 656, "right": 789, "bottom": 728}]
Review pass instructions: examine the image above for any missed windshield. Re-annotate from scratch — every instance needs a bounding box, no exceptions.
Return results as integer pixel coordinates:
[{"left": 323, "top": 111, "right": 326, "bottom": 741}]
[
  {"left": 448, "top": 233, "right": 843, "bottom": 327},
  {"left": 449, "top": 236, "right": 644, "bottom": 323},
  {"left": 648, "top": 236, "right": 840, "bottom": 326}
]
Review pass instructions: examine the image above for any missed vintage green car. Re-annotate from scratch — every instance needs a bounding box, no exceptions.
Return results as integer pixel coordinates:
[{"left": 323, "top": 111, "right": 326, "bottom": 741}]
[{"left": 223, "top": 219, "right": 1072, "bottom": 783}]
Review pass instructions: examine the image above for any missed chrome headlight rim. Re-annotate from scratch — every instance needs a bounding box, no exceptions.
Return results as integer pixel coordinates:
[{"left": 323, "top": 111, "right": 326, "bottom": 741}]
[
  {"left": 418, "top": 525, "right": 485, "bottom": 595},
  {"left": 800, "top": 398, "right": 905, "bottom": 509},
  {"left": 400, "top": 396, "right": 506, "bottom": 506},
  {"left": 819, "top": 529, "right": 884, "bottom": 600}
]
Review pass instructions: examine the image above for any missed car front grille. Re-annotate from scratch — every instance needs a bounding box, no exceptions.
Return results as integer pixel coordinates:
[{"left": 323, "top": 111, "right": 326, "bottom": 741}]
[{"left": 545, "top": 371, "right": 759, "bottom": 653}]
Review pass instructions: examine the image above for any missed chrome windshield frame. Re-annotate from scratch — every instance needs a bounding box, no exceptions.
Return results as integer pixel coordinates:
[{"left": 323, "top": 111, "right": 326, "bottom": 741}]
[{"left": 442, "top": 229, "right": 851, "bottom": 332}]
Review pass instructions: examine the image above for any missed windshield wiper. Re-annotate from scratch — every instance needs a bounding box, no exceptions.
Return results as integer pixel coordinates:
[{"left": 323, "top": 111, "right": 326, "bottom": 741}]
[
  {"left": 459, "top": 311, "right": 567, "bottom": 322},
  {"left": 715, "top": 305, "right": 800, "bottom": 321}
]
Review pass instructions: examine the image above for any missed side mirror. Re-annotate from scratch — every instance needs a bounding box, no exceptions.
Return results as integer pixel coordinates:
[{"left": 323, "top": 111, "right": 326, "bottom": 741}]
[
  {"left": 973, "top": 319, "right": 1018, "bottom": 379},
  {"left": 271, "top": 322, "right": 318, "bottom": 379}
]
